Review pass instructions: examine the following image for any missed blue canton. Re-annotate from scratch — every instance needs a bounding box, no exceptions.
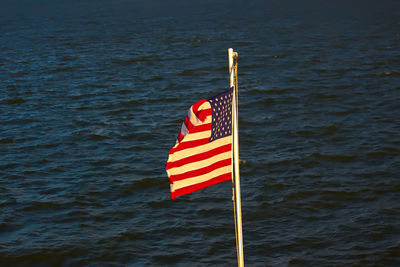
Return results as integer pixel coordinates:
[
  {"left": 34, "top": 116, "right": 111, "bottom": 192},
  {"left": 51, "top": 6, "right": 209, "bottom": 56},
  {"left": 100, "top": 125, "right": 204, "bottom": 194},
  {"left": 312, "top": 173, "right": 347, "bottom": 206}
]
[{"left": 208, "top": 87, "right": 233, "bottom": 142}]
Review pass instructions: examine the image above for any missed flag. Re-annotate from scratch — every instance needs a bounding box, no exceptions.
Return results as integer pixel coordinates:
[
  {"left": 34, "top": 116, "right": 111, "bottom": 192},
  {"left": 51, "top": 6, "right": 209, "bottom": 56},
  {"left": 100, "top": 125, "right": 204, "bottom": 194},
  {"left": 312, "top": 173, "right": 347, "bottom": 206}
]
[{"left": 166, "top": 87, "right": 234, "bottom": 199}]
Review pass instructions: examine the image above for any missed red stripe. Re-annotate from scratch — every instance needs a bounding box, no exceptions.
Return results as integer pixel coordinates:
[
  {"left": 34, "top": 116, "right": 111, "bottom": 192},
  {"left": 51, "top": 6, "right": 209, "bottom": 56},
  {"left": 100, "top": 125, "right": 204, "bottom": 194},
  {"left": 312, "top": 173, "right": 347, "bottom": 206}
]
[
  {"left": 169, "top": 138, "right": 210, "bottom": 154},
  {"left": 184, "top": 115, "right": 191, "bottom": 129},
  {"left": 192, "top": 99, "right": 208, "bottom": 113},
  {"left": 177, "top": 131, "right": 184, "bottom": 143},
  {"left": 170, "top": 172, "right": 232, "bottom": 200},
  {"left": 187, "top": 123, "right": 211, "bottom": 133},
  {"left": 166, "top": 143, "right": 231, "bottom": 169},
  {"left": 169, "top": 158, "right": 232, "bottom": 182}
]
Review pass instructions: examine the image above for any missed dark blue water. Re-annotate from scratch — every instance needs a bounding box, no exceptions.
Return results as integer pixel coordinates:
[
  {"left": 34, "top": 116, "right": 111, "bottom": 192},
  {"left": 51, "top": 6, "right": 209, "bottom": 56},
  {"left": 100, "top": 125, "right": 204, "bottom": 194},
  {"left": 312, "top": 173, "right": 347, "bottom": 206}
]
[{"left": 1, "top": 0, "right": 400, "bottom": 266}]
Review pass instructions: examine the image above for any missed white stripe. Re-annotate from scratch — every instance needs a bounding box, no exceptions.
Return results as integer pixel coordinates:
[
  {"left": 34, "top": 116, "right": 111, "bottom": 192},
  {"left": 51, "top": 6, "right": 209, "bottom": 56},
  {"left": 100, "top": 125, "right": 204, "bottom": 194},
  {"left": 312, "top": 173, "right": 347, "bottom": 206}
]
[
  {"left": 168, "top": 151, "right": 232, "bottom": 175},
  {"left": 179, "top": 130, "right": 211, "bottom": 142},
  {"left": 170, "top": 165, "right": 232, "bottom": 192},
  {"left": 168, "top": 135, "right": 231, "bottom": 163}
]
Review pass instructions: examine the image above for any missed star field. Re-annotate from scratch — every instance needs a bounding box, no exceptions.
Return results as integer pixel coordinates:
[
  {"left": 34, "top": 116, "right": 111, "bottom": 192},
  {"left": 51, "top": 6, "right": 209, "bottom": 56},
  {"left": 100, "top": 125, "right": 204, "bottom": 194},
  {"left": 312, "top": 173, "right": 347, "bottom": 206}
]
[{"left": 208, "top": 87, "right": 233, "bottom": 142}]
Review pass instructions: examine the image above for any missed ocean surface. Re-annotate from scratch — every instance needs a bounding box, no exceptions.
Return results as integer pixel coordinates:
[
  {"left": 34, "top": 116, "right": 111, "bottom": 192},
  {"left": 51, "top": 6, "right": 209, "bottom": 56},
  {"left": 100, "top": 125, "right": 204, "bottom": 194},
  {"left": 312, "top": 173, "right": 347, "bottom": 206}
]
[{"left": 1, "top": 0, "right": 400, "bottom": 266}]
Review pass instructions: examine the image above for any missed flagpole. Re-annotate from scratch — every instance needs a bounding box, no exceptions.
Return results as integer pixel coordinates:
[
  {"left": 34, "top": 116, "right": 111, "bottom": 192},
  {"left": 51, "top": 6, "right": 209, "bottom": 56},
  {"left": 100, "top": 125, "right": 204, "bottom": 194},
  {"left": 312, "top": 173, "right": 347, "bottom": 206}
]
[{"left": 229, "top": 48, "right": 244, "bottom": 267}]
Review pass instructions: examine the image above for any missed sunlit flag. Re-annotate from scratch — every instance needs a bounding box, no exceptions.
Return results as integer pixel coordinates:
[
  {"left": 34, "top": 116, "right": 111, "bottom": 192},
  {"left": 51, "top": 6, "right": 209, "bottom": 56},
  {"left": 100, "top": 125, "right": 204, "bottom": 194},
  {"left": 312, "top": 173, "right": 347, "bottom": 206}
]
[{"left": 166, "top": 87, "right": 233, "bottom": 199}]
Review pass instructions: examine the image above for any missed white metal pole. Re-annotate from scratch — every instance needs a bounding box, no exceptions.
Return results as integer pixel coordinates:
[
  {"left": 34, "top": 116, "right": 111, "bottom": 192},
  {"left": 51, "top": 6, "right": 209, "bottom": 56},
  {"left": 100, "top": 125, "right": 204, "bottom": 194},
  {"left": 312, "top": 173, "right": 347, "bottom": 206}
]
[{"left": 229, "top": 48, "right": 244, "bottom": 267}]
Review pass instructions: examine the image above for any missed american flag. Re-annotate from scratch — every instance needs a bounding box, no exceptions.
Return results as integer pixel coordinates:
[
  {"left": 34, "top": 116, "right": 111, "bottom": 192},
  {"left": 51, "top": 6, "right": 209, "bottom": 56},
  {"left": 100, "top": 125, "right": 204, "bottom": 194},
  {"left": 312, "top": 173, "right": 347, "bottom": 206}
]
[{"left": 166, "top": 87, "right": 234, "bottom": 199}]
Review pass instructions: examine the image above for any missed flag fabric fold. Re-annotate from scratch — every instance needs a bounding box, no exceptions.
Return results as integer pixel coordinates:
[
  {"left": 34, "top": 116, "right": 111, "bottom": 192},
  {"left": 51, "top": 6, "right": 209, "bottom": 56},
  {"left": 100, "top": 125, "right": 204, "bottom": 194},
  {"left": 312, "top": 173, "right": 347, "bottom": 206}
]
[{"left": 166, "top": 87, "right": 234, "bottom": 199}]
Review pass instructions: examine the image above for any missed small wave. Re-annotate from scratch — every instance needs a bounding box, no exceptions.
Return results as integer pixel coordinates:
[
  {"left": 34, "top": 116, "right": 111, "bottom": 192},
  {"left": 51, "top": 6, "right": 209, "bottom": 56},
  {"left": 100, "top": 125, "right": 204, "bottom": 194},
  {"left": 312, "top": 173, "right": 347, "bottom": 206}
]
[
  {"left": 86, "top": 83, "right": 107, "bottom": 88},
  {"left": 315, "top": 93, "right": 341, "bottom": 99},
  {"left": 0, "top": 246, "right": 87, "bottom": 266},
  {"left": 121, "top": 133, "right": 137, "bottom": 140},
  {"left": 318, "top": 124, "right": 341, "bottom": 135},
  {"left": 0, "top": 198, "right": 17, "bottom": 208},
  {"left": 272, "top": 54, "right": 288, "bottom": 58},
  {"left": 2, "top": 98, "right": 26, "bottom": 104},
  {"left": 143, "top": 97, "right": 180, "bottom": 104},
  {"left": 285, "top": 190, "right": 316, "bottom": 200},
  {"left": 144, "top": 76, "right": 164, "bottom": 82},
  {"left": 114, "top": 89, "right": 131, "bottom": 94},
  {"left": 9, "top": 71, "right": 28, "bottom": 77},
  {"left": 320, "top": 190, "right": 359, "bottom": 200},
  {"left": 247, "top": 87, "right": 290, "bottom": 94},
  {"left": 0, "top": 137, "right": 15, "bottom": 144},
  {"left": 89, "top": 158, "right": 114, "bottom": 166},
  {"left": 48, "top": 66, "right": 74, "bottom": 74},
  {"left": 335, "top": 107, "right": 360, "bottom": 115},
  {"left": 68, "top": 92, "right": 98, "bottom": 100},
  {"left": 376, "top": 71, "right": 398, "bottom": 77},
  {"left": 312, "top": 68, "right": 329, "bottom": 73},
  {"left": 88, "top": 134, "right": 108, "bottom": 140},
  {"left": 0, "top": 162, "right": 19, "bottom": 170},
  {"left": 354, "top": 71, "right": 399, "bottom": 78},
  {"left": 265, "top": 158, "right": 293, "bottom": 168},
  {"left": 117, "top": 177, "right": 167, "bottom": 198},
  {"left": 262, "top": 183, "right": 287, "bottom": 190},
  {"left": 19, "top": 201, "right": 67, "bottom": 212},
  {"left": 125, "top": 99, "right": 140, "bottom": 105},
  {"left": 312, "top": 152, "right": 356, "bottom": 163},
  {"left": 112, "top": 56, "right": 158, "bottom": 66},
  {"left": 366, "top": 150, "right": 395, "bottom": 158},
  {"left": 114, "top": 229, "right": 147, "bottom": 242},
  {"left": 240, "top": 63, "right": 266, "bottom": 70},
  {"left": 178, "top": 69, "right": 195, "bottom": 76}
]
